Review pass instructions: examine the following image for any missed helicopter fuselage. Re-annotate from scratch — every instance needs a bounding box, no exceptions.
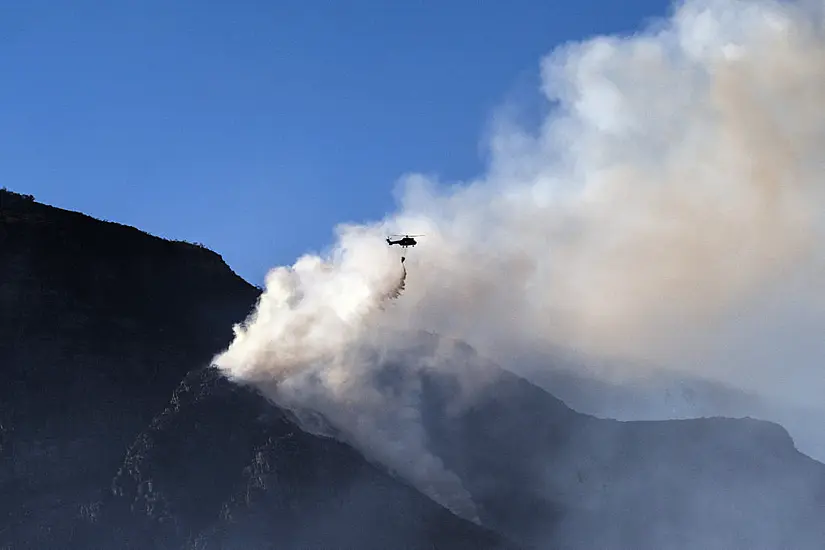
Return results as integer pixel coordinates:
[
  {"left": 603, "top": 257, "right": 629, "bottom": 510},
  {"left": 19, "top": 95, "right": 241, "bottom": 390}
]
[{"left": 386, "top": 237, "right": 417, "bottom": 248}]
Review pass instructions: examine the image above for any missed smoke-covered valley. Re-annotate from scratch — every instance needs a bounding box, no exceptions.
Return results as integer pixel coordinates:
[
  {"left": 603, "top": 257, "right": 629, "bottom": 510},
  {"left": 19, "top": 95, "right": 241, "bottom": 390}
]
[{"left": 210, "top": 0, "right": 825, "bottom": 545}]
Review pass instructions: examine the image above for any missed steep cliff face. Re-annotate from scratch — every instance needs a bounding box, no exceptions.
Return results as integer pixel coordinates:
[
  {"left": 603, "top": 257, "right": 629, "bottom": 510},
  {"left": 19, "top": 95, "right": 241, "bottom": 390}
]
[
  {"left": 1, "top": 190, "right": 259, "bottom": 546},
  {"left": 0, "top": 190, "right": 513, "bottom": 549}
]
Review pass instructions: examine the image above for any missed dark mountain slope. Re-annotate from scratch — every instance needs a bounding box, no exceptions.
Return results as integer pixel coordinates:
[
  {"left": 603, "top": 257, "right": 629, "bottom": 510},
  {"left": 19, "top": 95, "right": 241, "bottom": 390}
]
[
  {"left": 6, "top": 188, "right": 823, "bottom": 549},
  {"left": 78, "top": 366, "right": 509, "bottom": 549},
  {"left": 1, "top": 189, "right": 260, "bottom": 546},
  {"left": 0, "top": 189, "right": 514, "bottom": 549}
]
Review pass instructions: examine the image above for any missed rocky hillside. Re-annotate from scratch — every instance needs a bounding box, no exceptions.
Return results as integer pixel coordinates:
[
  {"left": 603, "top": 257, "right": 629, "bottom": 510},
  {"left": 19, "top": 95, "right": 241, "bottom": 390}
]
[
  {"left": 0, "top": 189, "right": 513, "bottom": 549},
  {"left": 3, "top": 188, "right": 824, "bottom": 550}
]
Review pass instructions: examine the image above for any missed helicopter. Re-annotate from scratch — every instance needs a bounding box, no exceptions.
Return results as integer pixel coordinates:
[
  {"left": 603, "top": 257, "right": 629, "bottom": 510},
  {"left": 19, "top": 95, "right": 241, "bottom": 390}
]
[
  {"left": 386, "top": 234, "right": 423, "bottom": 249},
  {"left": 386, "top": 234, "right": 423, "bottom": 263}
]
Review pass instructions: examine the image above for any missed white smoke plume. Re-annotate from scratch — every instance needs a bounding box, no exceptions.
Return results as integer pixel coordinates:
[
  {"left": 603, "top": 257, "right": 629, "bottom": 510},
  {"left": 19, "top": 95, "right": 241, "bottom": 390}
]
[{"left": 214, "top": 0, "right": 825, "bottom": 515}]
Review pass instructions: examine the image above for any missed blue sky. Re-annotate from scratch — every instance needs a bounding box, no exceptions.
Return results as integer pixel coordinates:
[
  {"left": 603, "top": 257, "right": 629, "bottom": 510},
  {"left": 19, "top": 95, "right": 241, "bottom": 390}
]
[{"left": 1, "top": 0, "right": 670, "bottom": 285}]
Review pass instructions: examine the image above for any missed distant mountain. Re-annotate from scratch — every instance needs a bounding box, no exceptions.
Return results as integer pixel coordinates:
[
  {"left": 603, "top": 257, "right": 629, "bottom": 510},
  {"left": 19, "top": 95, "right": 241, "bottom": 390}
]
[
  {"left": 0, "top": 188, "right": 514, "bottom": 549},
  {"left": 514, "top": 351, "right": 825, "bottom": 463},
  {"left": 330, "top": 334, "right": 825, "bottom": 549}
]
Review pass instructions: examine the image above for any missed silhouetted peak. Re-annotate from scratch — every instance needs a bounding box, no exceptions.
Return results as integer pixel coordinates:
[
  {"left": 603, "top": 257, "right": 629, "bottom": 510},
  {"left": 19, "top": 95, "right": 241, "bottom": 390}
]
[{"left": 0, "top": 186, "right": 247, "bottom": 285}]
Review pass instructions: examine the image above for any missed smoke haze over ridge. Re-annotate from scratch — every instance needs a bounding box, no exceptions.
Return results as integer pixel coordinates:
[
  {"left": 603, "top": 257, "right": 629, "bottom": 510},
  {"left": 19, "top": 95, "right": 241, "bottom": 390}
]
[{"left": 214, "top": 0, "right": 825, "bottom": 514}]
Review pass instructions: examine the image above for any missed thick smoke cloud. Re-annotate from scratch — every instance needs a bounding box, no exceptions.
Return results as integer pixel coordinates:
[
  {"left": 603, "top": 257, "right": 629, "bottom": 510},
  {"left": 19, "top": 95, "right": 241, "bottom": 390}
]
[{"left": 214, "top": 0, "right": 825, "bottom": 514}]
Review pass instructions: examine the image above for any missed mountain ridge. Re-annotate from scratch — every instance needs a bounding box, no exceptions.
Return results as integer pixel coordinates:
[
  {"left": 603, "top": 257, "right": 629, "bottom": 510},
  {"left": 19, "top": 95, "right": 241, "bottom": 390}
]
[
  {"left": 1, "top": 189, "right": 514, "bottom": 549},
  {"left": 0, "top": 187, "right": 239, "bottom": 275},
  {"left": 4, "top": 189, "right": 824, "bottom": 549}
]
